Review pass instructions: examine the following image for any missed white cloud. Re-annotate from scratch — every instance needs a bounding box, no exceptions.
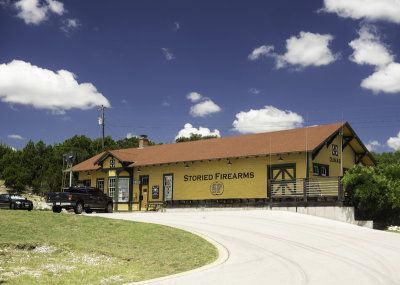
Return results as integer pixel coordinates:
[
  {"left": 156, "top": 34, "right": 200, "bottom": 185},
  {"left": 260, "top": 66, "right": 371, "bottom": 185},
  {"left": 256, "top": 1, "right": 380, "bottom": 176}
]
[
  {"left": 249, "top": 32, "right": 339, "bottom": 69},
  {"left": 175, "top": 123, "right": 220, "bottom": 140},
  {"left": 161, "top": 48, "right": 175, "bottom": 61},
  {"left": 278, "top": 32, "right": 339, "bottom": 69},
  {"left": 349, "top": 26, "right": 394, "bottom": 67},
  {"left": 186, "top": 92, "right": 202, "bottom": 102},
  {"left": 348, "top": 25, "right": 400, "bottom": 94},
  {"left": 7, "top": 134, "right": 23, "bottom": 139},
  {"left": 173, "top": 21, "right": 181, "bottom": 31},
  {"left": 361, "top": 62, "right": 400, "bottom": 93},
  {"left": 161, "top": 101, "right": 170, "bottom": 107},
  {"left": 0, "top": 60, "right": 110, "bottom": 114},
  {"left": 387, "top": 132, "right": 400, "bottom": 150},
  {"left": 232, "top": 105, "right": 304, "bottom": 134},
  {"left": 190, "top": 99, "right": 221, "bottom": 117},
  {"left": 321, "top": 0, "right": 400, "bottom": 24},
  {"left": 126, "top": 133, "right": 137, "bottom": 139},
  {"left": 14, "top": 0, "right": 64, "bottom": 25},
  {"left": 248, "top": 45, "right": 274, "bottom": 61},
  {"left": 365, "top": 140, "right": 381, "bottom": 151},
  {"left": 249, "top": 88, "right": 260, "bottom": 94},
  {"left": 61, "top": 18, "right": 80, "bottom": 34}
]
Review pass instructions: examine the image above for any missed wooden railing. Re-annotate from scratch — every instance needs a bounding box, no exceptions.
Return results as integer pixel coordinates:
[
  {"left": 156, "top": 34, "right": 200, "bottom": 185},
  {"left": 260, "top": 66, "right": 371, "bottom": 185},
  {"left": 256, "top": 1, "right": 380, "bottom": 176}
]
[{"left": 268, "top": 176, "right": 344, "bottom": 201}]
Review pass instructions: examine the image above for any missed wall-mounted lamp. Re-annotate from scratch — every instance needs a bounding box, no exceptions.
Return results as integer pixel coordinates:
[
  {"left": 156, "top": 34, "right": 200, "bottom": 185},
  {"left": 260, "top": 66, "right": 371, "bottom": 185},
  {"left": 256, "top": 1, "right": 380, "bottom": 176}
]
[
  {"left": 137, "top": 168, "right": 141, "bottom": 172},
  {"left": 227, "top": 159, "right": 232, "bottom": 166},
  {"left": 278, "top": 155, "right": 284, "bottom": 161},
  {"left": 86, "top": 172, "right": 91, "bottom": 176},
  {"left": 185, "top": 164, "right": 189, "bottom": 168}
]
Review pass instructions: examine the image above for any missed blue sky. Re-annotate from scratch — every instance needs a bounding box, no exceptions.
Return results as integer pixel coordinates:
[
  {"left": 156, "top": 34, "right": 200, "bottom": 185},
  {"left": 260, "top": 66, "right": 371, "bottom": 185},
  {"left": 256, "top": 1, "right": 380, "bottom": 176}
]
[{"left": 1, "top": 0, "right": 400, "bottom": 152}]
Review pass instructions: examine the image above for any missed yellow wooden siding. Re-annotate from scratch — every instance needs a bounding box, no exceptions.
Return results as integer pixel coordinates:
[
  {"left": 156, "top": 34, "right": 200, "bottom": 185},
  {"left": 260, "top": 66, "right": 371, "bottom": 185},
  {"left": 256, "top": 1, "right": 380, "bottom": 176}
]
[
  {"left": 118, "top": 204, "right": 129, "bottom": 211},
  {"left": 312, "top": 134, "right": 355, "bottom": 176},
  {"left": 104, "top": 156, "right": 122, "bottom": 168},
  {"left": 132, "top": 153, "right": 307, "bottom": 200},
  {"left": 78, "top": 170, "right": 107, "bottom": 189}
]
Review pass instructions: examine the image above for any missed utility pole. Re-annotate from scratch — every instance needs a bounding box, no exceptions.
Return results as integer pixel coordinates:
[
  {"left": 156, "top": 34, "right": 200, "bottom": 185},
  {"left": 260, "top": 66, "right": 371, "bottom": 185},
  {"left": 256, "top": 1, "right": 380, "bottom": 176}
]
[{"left": 98, "top": 105, "right": 106, "bottom": 150}]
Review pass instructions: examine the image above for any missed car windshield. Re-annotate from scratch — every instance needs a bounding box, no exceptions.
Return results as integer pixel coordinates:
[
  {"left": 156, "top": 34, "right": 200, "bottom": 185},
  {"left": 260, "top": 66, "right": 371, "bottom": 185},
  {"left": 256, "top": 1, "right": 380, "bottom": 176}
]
[{"left": 10, "top": 195, "right": 25, "bottom": 200}]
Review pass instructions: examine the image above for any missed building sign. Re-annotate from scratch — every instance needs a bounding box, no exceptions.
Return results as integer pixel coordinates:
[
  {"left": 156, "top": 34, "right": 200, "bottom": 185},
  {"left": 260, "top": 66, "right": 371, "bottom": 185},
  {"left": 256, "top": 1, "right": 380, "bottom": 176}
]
[
  {"left": 164, "top": 175, "right": 173, "bottom": 201},
  {"left": 152, "top": 185, "right": 159, "bottom": 199},
  {"left": 184, "top": 172, "right": 254, "bottom": 182},
  {"left": 329, "top": 157, "right": 341, "bottom": 163},
  {"left": 210, "top": 181, "right": 224, "bottom": 195}
]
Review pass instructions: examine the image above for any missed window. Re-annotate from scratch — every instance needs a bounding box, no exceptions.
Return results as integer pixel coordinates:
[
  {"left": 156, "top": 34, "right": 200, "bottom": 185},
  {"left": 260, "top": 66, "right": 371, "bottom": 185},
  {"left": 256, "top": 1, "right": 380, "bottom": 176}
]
[
  {"left": 118, "top": 178, "right": 129, "bottom": 202},
  {"left": 332, "top": 144, "right": 338, "bottom": 156},
  {"left": 108, "top": 178, "right": 116, "bottom": 198},
  {"left": 96, "top": 179, "right": 104, "bottom": 193},
  {"left": 313, "top": 165, "right": 319, "bottom": 176},
  {"left": 313, "top": 163, "right": 329, "bottom": 177},
  {"left": 141, "top": 176, "right": 149, "bottom": 186},
  {"left": 110, "top": 159, "right": 115, "bottom": 168}
]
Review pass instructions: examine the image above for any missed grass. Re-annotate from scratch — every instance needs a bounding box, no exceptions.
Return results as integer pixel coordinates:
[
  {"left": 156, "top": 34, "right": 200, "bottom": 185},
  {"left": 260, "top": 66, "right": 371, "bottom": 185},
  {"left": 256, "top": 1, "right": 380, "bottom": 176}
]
[{"left": 0, "top": 210, "right": 218, "bottom": 284}]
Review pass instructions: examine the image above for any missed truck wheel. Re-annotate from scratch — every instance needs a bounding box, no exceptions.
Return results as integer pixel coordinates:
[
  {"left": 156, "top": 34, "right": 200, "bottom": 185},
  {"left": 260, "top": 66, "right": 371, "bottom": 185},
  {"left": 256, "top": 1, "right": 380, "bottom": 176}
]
[
  {"left": 52, "top": 206, "right": 61, "bottom": 213},
  {"left": 105, "top": 203, "right": 113, "bottom": 213},
  {"left": 74, "top": 202, "right": 83, "bottom": 214}
]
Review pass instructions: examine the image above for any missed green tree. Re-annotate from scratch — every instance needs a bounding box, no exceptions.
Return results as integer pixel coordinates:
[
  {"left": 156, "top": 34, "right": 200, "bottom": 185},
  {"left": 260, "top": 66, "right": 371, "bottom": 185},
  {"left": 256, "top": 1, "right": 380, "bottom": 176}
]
[
  {"left": 342, "top": 163, "right": 400, "bottom": 225},
  {"left": 176, "top": 133, "right": 218, "bottom": 143}
]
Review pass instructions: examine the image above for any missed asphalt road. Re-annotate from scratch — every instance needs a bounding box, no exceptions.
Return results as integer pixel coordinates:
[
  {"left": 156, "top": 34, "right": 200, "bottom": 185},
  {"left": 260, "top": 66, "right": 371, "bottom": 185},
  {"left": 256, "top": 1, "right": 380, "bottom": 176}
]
[{"left": 92, "top": 210, "right": 400, "bottom": 285}]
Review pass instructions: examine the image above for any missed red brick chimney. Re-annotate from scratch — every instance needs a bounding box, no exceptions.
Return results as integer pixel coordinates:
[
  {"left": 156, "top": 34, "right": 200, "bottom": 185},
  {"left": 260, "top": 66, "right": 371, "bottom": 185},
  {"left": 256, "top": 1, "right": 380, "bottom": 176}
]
[{"left": 139, "top": 135, "right": 149, "bottom": 149}]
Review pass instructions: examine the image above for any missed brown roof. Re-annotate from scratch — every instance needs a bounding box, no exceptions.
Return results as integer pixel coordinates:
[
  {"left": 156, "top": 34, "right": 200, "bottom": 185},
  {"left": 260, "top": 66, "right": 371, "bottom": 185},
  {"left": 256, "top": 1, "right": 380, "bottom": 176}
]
[
  {"left": 73, "top": 122, "right": 356, "bottom": 171},
  {"left": 72, "top": 152, "right": 104, "bottom": 172}
]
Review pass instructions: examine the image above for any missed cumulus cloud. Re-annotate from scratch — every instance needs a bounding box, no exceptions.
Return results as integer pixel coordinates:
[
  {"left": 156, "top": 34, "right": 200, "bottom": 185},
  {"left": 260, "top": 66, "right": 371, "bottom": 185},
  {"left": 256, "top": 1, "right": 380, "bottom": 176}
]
[
  {"left": 186, "top": 91, "right": 221, "bottom": 117},
  {"left": 249, "top": 88, "right": 260, "bottom": 94},
  {"left": 387, "top": 132, "right": 400, "bottom": 150},
  {"left": 190, "top": 99, "right": 221, "bottom": 117},
  {"left": 8, "top": 134, "right": 23, "bottom": 139},
  {"left": 161, "top": 48, "right": 175, "bottom": 61},
  {"left": 349, "top": 25, "right": 400, "bottom": 94},
  {"left": 321, "top": 0, "right": 400, "bottom": 24},
  {"left": 249, "top": 32, "right": 339, "bottom": 69},
  {"left": 232, "top": 105, "right": 304, "bottom": 134},
  {"left": 175, "top": 123, "right": 220, "bottom": 140},
  {"left": 61, "top": 18, "right": 80, "bottom": 34},
  {"left": 365, "top": 140, "right": 381, "bottom": 151},
  {"left": 126, "top": 133, "right": 137, "bottom": 139},
  {"left": 0, "top": 60, "right": 110, "bottom": 114},
  {"left": 14, "top": 0, "right": 65, "bottom": 25},
  {"left": 248, "top": 45, "right": 274, "bottom": 61},
  {"left": 186, "top": 92, "right": 202, "bottom": 102},
  {"left": 361, "top": 63, "right": 400, "bottom": 93},
  {"left": 349, "top": 26, "right": 394, "bottom": 67}
]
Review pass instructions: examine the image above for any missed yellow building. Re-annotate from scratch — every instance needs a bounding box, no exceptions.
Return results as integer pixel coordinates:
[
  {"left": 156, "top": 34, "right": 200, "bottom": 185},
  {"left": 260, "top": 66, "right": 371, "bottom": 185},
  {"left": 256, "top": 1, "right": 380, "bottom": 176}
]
[{"left": 72, "top": 122, "right": 375, "bottom": 211}]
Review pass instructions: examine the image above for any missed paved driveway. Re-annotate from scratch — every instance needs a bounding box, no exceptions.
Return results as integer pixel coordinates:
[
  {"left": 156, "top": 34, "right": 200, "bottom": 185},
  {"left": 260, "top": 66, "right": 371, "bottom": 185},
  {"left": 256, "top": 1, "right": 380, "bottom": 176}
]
[{"left": 92, "top": 210, "right": 400, "bottom": 285}]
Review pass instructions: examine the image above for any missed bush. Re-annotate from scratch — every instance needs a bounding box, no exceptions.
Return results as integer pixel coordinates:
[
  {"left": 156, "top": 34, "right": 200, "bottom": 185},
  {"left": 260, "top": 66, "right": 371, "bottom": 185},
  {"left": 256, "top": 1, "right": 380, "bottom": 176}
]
[{"left": 342, "top": 164, "right": 400, "bottom": 225}]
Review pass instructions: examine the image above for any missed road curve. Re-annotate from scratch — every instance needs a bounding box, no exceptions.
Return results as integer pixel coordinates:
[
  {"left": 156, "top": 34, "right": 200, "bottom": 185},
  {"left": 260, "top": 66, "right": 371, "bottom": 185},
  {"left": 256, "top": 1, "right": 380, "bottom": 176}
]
[{"left": 92, "top": 210, "right": 400, "bottom": 285}]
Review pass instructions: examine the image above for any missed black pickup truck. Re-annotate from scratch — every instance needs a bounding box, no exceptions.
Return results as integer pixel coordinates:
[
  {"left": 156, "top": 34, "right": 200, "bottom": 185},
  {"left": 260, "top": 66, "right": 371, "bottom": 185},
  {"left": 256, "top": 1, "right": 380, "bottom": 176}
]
[{"left": 46, "top": 186, "right": 113, "bottom": 214}]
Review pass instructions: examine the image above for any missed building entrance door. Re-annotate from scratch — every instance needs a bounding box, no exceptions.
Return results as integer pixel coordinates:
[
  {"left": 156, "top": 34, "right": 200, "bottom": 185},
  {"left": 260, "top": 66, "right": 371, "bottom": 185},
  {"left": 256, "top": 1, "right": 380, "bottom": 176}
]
[
  {"left": 268, "top": 164, "right": 296, "bottom": 197},
  {"left": 139, "top": 176, "right": 149, "bottom": 210}
]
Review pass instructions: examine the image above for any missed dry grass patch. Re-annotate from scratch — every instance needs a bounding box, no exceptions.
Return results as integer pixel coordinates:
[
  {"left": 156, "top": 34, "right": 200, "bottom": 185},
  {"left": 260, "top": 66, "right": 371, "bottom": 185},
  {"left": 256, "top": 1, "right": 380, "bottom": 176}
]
[{"left": 0, "top": 211, "right": 217, "bottom": 284}]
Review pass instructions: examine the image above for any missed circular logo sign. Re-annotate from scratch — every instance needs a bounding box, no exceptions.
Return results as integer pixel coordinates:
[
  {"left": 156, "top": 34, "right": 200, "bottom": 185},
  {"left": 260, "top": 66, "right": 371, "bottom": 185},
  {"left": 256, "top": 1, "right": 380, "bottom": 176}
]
[{"left": 210, "top": 181, "right": 224, "bottom": 195}]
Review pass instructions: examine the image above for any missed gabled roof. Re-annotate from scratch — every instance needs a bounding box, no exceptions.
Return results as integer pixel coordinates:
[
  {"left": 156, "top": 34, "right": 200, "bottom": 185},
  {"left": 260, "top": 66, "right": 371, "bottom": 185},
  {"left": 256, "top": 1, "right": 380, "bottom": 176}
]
[
  {"left": 71, "top": 152, "right": 104, "bottom": 172},
  {"left": 71, "top": 122, "right": 375, "bottom": 172}
]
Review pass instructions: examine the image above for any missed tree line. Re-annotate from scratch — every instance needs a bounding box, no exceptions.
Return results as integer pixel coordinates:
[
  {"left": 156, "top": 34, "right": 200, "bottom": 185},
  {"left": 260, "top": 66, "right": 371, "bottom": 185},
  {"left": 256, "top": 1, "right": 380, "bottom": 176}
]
[
  {"left": 0, "top": 133, "right": 213, "bottom": 195},
  {"left": 0, "top": 135, "right": 152, "bottom": 195}
]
